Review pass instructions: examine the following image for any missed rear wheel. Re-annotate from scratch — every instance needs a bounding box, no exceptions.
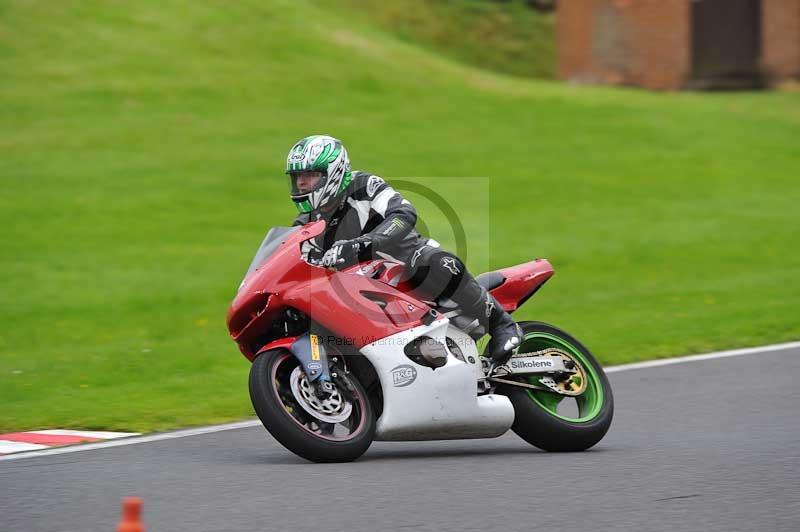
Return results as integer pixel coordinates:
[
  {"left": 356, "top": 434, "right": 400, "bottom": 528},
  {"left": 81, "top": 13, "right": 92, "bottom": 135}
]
[
  {"left": 498, "top": 321, "right": 613, "bottom": 451},
  {"left": 249, "top": 349, "right": 375, "bottom": 462}
]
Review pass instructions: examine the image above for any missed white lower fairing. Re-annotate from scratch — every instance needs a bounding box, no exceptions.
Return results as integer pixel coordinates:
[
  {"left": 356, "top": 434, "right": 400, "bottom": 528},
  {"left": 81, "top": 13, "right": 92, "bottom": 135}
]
[{"left": 360, "top": 319, "right": 515, "bottom": 441}]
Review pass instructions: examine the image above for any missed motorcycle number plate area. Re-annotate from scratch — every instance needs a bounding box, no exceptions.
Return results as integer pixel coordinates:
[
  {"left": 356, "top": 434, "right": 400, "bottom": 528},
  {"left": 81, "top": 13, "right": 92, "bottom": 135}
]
[{"left": 503, "top": 356, "right": 569, "bottom": 374}]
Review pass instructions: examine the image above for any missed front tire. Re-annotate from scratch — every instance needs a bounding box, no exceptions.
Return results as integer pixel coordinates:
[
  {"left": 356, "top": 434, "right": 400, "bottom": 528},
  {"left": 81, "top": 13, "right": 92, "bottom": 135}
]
[
  {"left": 499, "top": 321, "right": 614, "bottom": 452},
  {"left": 249, "top": 349, "right": 376, "bottom": 462}
]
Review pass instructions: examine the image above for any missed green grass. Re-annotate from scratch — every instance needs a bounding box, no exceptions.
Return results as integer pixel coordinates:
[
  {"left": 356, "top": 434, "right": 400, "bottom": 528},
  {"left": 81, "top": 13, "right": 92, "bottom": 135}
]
[
  {"left": 310, "top": 0, "right": 555, "bottom": 78},
  {"left": 1, "top": 0, "right": 799, "bottom": 432}
]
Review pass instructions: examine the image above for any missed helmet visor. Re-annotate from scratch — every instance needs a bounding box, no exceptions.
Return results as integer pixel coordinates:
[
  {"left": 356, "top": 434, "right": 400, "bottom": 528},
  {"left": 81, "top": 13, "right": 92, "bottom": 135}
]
[{"left": 289, "top": 171, "right": 325, "bottom": 198}]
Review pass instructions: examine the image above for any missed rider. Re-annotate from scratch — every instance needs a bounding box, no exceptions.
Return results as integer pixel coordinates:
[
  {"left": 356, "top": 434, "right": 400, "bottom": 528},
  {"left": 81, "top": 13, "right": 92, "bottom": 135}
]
[{"left": 286, "top": 134, "right": 522, "bottom": 363}]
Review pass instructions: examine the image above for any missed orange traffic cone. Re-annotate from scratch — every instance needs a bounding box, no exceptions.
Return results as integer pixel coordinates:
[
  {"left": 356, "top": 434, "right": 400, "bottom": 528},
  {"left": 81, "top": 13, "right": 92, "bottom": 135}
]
[{"left": 116, "top": 497, "right": 144, "bottom": 532}]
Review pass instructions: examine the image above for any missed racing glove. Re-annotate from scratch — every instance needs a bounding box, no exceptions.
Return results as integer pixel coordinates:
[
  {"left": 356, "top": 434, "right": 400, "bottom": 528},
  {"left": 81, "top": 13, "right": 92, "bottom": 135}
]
[
  {"left": 320, "top": 213, "right": 413, "bottom": 268},
  {"left": 321, "top": 237, "right": 372, "bottom": 268}
]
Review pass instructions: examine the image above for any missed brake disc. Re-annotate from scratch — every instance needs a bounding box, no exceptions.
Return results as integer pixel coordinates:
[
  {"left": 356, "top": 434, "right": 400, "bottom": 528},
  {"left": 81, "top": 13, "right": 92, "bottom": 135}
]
[{"left": 289, "top": 366, "right": 353, "bottom": 423}]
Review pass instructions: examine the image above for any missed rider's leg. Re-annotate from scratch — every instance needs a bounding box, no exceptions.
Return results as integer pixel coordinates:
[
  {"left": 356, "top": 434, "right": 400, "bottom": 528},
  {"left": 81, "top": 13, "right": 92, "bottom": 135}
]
[{"left": 404, "top": 243, "right": 521, "bottom": 363}]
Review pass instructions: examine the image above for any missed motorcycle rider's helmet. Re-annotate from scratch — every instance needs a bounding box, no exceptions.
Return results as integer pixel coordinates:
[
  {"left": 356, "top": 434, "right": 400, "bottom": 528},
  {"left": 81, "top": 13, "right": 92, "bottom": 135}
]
[{"left": 286, "top": 135, "right": 352, "bottom": 213}]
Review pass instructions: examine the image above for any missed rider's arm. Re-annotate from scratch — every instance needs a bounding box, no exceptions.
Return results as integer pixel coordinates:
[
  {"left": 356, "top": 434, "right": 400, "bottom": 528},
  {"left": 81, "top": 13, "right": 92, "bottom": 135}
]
[
  {"left": 292, "top": 212, "right": 311, "bottom": 227},
  {"left": 358, "top": 175, "right": 417, "bottom": 250}
]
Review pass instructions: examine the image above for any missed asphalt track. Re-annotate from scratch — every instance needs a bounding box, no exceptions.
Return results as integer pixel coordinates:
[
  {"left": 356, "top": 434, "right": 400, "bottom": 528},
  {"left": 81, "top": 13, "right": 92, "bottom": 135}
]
[{"left": 2, "top": 346, "right": 798, "bottom": 532}]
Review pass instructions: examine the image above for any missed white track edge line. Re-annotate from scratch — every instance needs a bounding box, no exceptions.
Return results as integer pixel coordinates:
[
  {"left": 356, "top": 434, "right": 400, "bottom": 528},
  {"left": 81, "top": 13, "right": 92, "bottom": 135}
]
[
  {"left": 30, "top": 430, "right": 140, "bottom": 439},
  {"left": 0, "top": 441, "right": 50, "bottom": 453},
  {"left": 2, "top": 339, "right": 798, "bottom": 462},
  {"left": 603, "top": 340, "right": 800, "bottom": 373},
  {"left": 0, "top": 420, "right": 261, "bottom": 461}
]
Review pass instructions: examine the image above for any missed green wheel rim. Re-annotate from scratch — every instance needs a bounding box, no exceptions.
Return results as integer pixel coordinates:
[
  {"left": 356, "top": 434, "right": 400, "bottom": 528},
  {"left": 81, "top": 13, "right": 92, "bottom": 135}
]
[{"left": 519, "top": 331, "right": 604, "bottom": 423}]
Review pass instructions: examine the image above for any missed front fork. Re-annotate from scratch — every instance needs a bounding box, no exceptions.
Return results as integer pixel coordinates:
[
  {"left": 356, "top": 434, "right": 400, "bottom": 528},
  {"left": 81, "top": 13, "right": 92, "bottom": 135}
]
[{"left": 290, "top": 332, "right": 354, "bottom": 397}]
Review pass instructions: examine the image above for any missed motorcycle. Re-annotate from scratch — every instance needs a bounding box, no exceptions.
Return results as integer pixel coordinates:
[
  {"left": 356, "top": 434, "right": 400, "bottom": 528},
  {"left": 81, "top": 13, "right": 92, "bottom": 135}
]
[{"left": 227, "top": 220, "right": 613, "bottom": 462}]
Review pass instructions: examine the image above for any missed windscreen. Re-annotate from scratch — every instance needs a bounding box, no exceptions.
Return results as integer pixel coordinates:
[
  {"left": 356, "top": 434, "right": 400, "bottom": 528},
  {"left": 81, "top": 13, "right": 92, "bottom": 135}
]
[{"left": 239, "top": 226, "right": 300, "bottom": 289}]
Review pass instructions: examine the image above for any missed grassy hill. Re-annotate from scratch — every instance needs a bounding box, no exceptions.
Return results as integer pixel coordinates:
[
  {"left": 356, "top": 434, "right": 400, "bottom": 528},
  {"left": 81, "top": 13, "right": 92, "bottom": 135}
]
[
  {"left": 1, "top": 0, "right": 798, "bottom": 432},
  {"left": 311, "top": 0, "right": 555, "bottom": 78}
]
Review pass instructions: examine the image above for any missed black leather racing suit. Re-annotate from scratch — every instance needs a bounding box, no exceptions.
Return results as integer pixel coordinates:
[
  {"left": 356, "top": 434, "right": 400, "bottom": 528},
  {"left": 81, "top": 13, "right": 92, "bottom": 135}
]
[{"left": 293, "top": 171, "right": 520, "bottom": 359}]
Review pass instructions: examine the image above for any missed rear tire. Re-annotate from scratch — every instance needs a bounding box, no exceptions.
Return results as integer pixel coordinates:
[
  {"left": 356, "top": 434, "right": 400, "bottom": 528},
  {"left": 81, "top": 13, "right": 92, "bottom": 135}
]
[
  {"left": 499, "top": 321, "right": 613, "bottom": 452},
  {"left": 249, "top": 349, "right": 375, "bottom": 463}
]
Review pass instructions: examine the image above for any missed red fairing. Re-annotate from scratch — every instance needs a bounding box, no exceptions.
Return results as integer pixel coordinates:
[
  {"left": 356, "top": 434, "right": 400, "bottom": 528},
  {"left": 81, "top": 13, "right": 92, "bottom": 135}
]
[
  {"left": 227, "top": 220, "right": 554, "bottom": 361},
  {"left": 227, "top": 221, "right": 437, "bottom": 360},
  {"left": 368, "top": 257, "right": 555, "bottom": 312},
  {"left": 255, "top": 337, "right": 298, "bottom": 359},
  {"left": 489, "top": 259, "right": 555, "bottom": 312},
  {"left": 282, "top": 270, "right": 431, "bottom": 349}
]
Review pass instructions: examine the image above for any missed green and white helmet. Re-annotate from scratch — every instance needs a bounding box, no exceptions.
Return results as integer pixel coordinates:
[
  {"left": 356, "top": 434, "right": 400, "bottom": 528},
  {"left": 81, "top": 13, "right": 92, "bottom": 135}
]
[{"left": 286, "top": 135, "right": 352, "bottom": 213}]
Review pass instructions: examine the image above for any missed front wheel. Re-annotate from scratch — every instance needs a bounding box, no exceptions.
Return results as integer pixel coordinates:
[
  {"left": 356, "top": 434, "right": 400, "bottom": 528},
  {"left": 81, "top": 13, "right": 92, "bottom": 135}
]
[
  {"left": 498, "top": 321, "right": 614, "bottom": 452},
  {"left": 249, "top": 349, "right": 376, "bottom": 462}
]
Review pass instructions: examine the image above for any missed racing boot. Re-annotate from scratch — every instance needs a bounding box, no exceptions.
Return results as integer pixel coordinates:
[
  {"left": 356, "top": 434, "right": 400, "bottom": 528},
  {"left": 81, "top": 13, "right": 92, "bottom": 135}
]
[
  {"left": 482, "top": 292, "right": 523, "bottom": 365},
  {"left": 448, "top": 270, "right": 522, "bottom": 364}
]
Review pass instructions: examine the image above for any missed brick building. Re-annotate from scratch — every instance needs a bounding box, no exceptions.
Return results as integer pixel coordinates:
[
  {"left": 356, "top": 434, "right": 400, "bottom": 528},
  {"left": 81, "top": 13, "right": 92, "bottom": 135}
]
[{"left": 557, "top": 0, "right": 800, "bottom": 90}]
